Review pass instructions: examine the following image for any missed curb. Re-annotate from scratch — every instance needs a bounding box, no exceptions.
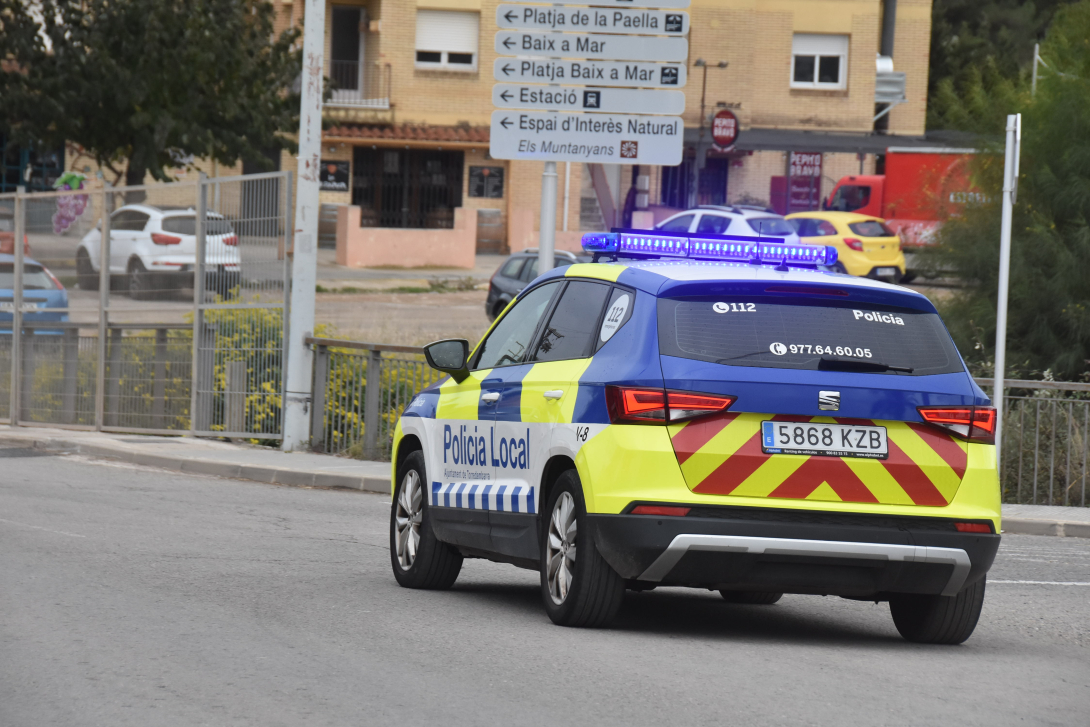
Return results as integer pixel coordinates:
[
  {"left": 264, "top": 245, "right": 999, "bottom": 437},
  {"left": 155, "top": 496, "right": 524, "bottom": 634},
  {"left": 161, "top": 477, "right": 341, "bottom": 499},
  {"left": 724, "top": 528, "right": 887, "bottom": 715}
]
[
  {"left": 1003, "top": 518, "right": 1090, "bottom": 539},
  {"left": 1, "top": 432, "right": 390, "bottom": 495}
]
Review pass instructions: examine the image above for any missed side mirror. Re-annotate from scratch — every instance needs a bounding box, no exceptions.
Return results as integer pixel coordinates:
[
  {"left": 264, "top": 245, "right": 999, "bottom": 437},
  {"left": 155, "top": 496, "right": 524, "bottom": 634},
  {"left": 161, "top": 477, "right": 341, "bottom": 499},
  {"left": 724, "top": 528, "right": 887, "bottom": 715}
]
[{"left": 423, "top": 339, "right": 471, "bottom": 382}]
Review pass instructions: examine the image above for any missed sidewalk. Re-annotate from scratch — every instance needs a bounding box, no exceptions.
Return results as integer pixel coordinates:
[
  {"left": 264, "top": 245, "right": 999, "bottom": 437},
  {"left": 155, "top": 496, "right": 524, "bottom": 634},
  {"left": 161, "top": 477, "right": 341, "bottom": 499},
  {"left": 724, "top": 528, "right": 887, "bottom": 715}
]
[{"left": 3, "top": 425, "right": 1088, "bottom": 538}]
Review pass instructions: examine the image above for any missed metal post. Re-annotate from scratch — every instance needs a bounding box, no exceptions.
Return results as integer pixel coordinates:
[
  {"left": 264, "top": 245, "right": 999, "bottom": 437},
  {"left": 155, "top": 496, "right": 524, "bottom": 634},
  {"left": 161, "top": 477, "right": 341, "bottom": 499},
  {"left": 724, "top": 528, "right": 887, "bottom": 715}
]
[
  {"left": 9, "top": 186, "right": 25, "bottom": 425},
  {"left": 562, "top": 162, "right": 571, "bottom": 232},
  {"left": 538, "top": 162, "right": 557, "bottom": 274},
  {"left": 282, "top": 0, "right": 326, "bottom": 451},
  {"left": 190, "top": 176, "right": 207, "bottom": 434},
  {"left": 310, "top": 344, "right": 329, "bottom": 451},
  {"left": 95, "top": 184, "right": 112, "bottom": 430},
  {"left": 152, "top": 328, "right": 167, "bottom": 429},
  {"left": 105, "top": 327, "right": 122, "bottom": 427},
  {"left": 62, "top": 328, "right": 79, "bottom": 424},
  {"left": 225, "top": 360, "right": 247, "bottom": 434},
  {"left": 363, "top": 348, "right": 382, "bottom": 459},
  {"left": 993, "top": 113, "right": 1021, "bottom": 470},
  {"left": 20, "top": 328, "right": 33, "bottom": 421}
]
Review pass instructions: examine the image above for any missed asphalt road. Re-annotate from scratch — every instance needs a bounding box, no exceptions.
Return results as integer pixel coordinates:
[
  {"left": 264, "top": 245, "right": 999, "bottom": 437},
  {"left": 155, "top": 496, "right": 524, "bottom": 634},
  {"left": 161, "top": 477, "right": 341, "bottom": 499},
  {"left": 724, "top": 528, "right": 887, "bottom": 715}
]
[{"left": 3, "top": 448, "right": 1088, "bottom": 726}]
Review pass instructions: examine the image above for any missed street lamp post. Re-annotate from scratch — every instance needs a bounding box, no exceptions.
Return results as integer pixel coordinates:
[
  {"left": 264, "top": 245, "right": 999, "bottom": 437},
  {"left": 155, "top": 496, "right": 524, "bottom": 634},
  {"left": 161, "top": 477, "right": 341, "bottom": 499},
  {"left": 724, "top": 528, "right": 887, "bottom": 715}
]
[{"left": 689, "top": 59, "right": 728, "bottom": 209}]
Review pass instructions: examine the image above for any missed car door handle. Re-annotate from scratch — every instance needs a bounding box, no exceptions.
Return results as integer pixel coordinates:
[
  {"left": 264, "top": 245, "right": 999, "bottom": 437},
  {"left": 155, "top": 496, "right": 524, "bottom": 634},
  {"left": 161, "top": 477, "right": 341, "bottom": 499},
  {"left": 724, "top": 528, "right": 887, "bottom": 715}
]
[
  {"left": 480, "top": 392, "right": 500, "bottom": 403},
  {"left": 543, "top": 390, "right": 564, "bottom": 400}
]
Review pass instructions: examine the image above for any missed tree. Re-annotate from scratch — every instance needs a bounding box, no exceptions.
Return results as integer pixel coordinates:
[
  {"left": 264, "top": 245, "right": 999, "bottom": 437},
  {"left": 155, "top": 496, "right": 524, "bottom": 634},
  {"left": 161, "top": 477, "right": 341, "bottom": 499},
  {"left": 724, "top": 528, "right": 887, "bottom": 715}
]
[
  {"left": 924, "top": 1, "right": 1090, "bottom": 380},
  {"left": 0, "top": 0, "right": 301, "bottom": 187},
  {"left": 927, "top": 0, "right": 1077, "bottom": 132}
]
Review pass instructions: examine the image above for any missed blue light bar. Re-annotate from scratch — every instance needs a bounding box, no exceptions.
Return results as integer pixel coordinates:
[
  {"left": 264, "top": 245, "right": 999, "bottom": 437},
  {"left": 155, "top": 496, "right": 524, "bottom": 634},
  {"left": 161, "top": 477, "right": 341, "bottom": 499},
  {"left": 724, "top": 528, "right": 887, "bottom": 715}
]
[{"left": 581, "top": 231, "right": 838, "bottom": 267}]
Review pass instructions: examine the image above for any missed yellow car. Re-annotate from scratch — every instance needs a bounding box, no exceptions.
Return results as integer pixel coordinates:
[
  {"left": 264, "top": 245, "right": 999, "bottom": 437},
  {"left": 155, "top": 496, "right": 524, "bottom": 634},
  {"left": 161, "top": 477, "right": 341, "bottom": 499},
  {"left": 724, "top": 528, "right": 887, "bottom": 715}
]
[{"left": 786, "top": 211, "right": 906, "bottom": 282}]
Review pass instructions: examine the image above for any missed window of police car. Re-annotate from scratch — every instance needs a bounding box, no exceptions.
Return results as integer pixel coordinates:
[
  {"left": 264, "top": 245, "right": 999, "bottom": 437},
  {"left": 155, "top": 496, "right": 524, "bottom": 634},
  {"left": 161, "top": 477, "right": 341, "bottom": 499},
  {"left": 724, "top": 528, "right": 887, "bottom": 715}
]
[
  {"left": 474, "top": 282, "right": 560, "bottom": 369},
  {"left": 532, "top": 281, "right": 611, "bottom": 362},
  {"left": 658, "top": 297, "right": 964, "bottom": 375}
]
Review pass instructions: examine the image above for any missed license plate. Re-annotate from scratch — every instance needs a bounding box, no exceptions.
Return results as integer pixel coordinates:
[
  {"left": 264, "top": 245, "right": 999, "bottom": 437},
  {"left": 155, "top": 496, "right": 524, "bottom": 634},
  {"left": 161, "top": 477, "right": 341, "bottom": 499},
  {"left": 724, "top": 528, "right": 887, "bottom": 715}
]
[
  {"left": 761, "top": 421, "right": 888, "bottom": 459},
  {"left": 876, "top": 267, "right": 898, "bottom": 276}
]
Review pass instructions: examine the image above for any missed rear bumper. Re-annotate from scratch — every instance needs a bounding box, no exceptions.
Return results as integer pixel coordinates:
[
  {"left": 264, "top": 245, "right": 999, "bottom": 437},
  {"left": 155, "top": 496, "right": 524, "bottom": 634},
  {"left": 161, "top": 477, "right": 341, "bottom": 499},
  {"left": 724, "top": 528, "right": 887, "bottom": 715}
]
[{"left": 589, "top": 506, "right": 999, "bottom": 598}]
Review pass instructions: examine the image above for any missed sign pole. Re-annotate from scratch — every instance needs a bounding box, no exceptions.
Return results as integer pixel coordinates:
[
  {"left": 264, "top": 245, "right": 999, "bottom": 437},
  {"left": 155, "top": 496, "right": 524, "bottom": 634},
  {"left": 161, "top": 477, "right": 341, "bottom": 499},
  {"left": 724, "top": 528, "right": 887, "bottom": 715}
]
[
  {"left": 282, "top": 0, "right": 326, "bottom": 451},
  {"left": 993, "top": 112, "right": 1021, "bottom": 472},
  {"left": 539, "top": 162, "right": 557, "bottom": 273}
]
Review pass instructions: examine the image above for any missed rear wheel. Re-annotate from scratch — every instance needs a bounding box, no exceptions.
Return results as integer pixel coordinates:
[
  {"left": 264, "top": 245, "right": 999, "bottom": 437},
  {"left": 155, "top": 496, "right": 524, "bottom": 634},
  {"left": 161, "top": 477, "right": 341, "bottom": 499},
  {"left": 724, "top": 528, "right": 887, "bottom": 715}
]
[
  {"left": 76, "top": 249, "right": 99, "bottom": 291},
  {"left": 389, "top": 451, "right": 462, "bottom": 589},
  {"left": 889, "top": 577, "right": 986, "bottom": 644},
  {"left": 720, "top": 590, "right": 783, "bottom": 605},
  {"left": 540, "top": 469, "right": 624, "bottom": 627}
]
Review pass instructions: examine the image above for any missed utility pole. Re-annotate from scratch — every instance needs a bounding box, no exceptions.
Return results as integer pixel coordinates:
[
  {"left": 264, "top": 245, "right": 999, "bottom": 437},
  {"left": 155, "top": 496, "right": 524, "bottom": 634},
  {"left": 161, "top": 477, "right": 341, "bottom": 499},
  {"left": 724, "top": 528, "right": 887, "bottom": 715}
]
[
  {"left": 282, "top": 0, "right": 326, "bottom": 451},
  {"left": 538, "top": 162, "right": 557, "bottom": 274},
  {"left": 993, "top": 113, "right": 1021, "bottom": 471},
  {"left": 689, "top": 59, "right": 727, "bottom": 209}
]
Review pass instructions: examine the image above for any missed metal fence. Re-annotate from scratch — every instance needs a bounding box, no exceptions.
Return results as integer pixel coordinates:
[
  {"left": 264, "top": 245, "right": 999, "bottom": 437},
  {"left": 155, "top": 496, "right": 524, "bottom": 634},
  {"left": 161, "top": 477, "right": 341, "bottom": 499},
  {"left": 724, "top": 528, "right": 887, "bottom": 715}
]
[
  {"left": 307, "top": 337, "right": 441, "bottom": 460},
  {"left": 0, "top": 171, "right": 292, "bottom": 439},
  {"left": 979, "top": 378, "right": 1090, "bottom": 507}
]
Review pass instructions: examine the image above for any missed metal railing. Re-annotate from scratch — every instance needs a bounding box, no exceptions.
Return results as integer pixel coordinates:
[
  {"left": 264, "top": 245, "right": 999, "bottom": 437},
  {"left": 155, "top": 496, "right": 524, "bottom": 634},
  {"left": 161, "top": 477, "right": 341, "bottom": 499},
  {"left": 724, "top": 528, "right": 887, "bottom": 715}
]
[
  {"left": 327, "top": 61, "right": 391, "bottom": 109},
  {"left": 978, "top": 378, "right": 1089, "bottom": 507},
  {"left": 307, "top": 337, "right": 441, "bottom": 460}
]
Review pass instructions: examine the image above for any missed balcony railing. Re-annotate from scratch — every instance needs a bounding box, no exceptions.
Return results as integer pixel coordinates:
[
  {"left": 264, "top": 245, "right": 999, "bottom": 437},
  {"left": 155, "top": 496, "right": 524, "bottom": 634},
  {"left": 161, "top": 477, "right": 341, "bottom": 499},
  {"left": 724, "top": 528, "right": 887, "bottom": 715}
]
[{"left": 327, "top": 61, "right": 391, "bottom": 109}]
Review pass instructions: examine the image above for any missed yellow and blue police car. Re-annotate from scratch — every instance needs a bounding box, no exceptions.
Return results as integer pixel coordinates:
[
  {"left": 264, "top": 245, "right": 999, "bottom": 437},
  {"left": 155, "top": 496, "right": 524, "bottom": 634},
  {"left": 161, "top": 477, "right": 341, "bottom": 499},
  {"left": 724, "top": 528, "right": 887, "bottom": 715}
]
[{"left": 389, "top": 230, "right": 1000, "bottom": 644}]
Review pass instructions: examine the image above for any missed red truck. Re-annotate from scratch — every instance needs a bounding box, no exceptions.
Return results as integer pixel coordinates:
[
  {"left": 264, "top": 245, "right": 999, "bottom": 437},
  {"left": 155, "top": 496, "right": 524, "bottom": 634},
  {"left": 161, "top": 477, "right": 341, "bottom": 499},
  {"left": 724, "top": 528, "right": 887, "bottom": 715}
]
[{"left": 823, "top": 147, "right": 984, "bottom": 267}]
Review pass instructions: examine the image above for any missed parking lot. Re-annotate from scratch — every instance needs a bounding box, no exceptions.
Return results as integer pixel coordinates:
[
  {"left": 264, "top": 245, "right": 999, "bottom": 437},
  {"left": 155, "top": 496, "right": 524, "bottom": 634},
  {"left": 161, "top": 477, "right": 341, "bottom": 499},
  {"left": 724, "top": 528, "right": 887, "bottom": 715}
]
[{"left": 3, "top": 450, "right": 1087, "bottom": 726}]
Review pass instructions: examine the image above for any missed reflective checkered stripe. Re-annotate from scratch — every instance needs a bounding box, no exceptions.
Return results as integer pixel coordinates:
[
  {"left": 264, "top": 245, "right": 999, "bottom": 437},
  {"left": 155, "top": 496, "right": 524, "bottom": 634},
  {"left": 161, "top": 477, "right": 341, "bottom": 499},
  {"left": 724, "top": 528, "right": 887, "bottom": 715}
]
[
  {"left": 668, "top": 413, "right": 968, "bottom": 506},
  {"left": 431, "top": 481, "right": 537, "bottom": 513}
]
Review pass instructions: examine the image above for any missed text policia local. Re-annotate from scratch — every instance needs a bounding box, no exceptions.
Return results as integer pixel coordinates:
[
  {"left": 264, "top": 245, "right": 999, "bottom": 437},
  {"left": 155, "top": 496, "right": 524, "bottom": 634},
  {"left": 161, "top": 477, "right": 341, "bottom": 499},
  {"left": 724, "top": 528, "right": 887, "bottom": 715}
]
[{"left": 445, "top": 424, "right": 531, "bottom": 471}]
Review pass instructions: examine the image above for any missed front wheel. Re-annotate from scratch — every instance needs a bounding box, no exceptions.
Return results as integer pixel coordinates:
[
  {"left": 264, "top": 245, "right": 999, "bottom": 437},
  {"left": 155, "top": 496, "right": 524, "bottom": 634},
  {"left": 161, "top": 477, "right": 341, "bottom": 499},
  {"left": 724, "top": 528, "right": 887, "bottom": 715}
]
[
  {"left": 128, "top": 259, "right": 156, "bottom": 300},
  {"left": 540, "top": 469, "right": 624, "bottom": 627},
  {"left": 889, "top": 577, "right": 986, "bottom": 644},
  {"left": 389, "top": 450, "right": 462, "bottom": 589}
]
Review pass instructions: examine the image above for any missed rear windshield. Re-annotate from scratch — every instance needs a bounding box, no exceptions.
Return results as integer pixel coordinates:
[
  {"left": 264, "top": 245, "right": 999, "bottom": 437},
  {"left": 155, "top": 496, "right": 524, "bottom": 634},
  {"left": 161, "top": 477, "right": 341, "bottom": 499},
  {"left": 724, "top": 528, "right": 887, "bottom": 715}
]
[
  {"left": 658, "top": 297, "right": 964, "bottom": 376},
  {"left": 161, "top": 215, "right": 235, "bottom": 235},
  {"left": 0, "top": 263, "right": 58, "bottom": 290},
  {"left": 746, "top": 217, "right": 795, "bottom": 236},
  {"left": 848, "top": 220, "right": 895, "bottom": 237}
]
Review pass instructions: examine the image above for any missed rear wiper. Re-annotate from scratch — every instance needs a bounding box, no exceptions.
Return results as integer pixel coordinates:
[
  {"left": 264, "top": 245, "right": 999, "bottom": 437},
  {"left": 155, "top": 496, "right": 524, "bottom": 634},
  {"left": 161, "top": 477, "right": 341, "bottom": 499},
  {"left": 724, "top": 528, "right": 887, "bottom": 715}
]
[
  {"left": 715, "top": 351, "right": 765, "bottom": 364},
  {"left": 819, "top": 356, "right": 913, "bottom": 373}
]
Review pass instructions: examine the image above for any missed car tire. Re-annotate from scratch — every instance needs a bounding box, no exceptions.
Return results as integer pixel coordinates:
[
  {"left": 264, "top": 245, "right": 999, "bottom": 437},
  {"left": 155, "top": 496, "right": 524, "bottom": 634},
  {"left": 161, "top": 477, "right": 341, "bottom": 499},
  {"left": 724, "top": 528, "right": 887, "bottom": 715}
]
[
  {"left": 128, "top": 259, "right": 156, "bottom": 300},
  {"left": 889, "top": 577, "right": 986, "bottom": 645},
  {"left": 540, "top": 469, "right": 625, "bottom": 627},
  {"left": 76, "top": 249, "right": 99, "bottom": 291},
  {"left": 390, "top": 450, "right": 463, "bottom": 590},
  {"left": 719, "top": 590, "right": 783, "bottom": 605}
]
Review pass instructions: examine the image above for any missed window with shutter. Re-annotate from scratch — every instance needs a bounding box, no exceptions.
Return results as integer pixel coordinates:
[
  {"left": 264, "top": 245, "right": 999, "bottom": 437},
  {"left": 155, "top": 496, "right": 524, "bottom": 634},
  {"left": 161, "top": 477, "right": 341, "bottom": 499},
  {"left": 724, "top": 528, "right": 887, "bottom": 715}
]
[
  {"left": 415, "top": 10, "right": 479, "bottom": 71},
  {"left": 791, "top": 34, "right": 849, "bottom": 90}
]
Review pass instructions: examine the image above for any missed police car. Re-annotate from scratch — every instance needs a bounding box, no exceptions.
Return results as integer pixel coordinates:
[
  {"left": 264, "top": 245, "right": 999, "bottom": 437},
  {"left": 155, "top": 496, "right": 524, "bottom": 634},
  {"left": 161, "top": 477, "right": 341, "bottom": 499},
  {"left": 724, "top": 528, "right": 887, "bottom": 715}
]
[{"left": 389, "top": 230, "right": 1000, "bottom": 644}]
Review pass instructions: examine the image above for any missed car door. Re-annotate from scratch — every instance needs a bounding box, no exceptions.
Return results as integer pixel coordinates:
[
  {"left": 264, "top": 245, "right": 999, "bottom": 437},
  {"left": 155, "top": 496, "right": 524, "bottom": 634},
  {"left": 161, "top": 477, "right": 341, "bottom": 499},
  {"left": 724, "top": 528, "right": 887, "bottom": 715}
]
[
  {"left": 487, "top": 279, "right": 614, "bottom": 560},
  {"left": 109, "top": 210, "right": 149, "bottom": 272},
  {"left": 428, "top": 281, "right": 562, "bottom": 553}
]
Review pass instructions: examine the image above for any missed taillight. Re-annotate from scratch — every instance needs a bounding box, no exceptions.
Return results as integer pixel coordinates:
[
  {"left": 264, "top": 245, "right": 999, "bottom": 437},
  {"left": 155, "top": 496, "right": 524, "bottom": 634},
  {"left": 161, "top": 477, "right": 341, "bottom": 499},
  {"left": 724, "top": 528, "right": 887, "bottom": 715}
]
[
  {"left": 631, "top": 505, "right": 691, "bottom": 517},
  {"left": 955, "top": 522, "right": 993, "bottom": 534},
  {"left": 152, "top": 233, "right": 182, "bottom": 245},
  {"left": 844, "top": 237, "right": 863, "bottom": 251},
  {"left": 605, "top": 387, "right": 735, "bottom": 425},
  {"left": 44, "top": 268, "right": 64, "bottom": 290},
  {"left": 223, "top": 235, "right": 239, "bottom": 246},
  {"left": 918, "top": 406, "right": 997, "bottom": 444}
]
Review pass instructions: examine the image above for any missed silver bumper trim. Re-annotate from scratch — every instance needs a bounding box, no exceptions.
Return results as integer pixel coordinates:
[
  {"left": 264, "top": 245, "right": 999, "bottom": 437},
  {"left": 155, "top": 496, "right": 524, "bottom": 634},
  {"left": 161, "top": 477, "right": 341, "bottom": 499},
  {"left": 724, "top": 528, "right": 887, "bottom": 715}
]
[{"left": 637, "top": 534, "right": 972, "bottom": 597}]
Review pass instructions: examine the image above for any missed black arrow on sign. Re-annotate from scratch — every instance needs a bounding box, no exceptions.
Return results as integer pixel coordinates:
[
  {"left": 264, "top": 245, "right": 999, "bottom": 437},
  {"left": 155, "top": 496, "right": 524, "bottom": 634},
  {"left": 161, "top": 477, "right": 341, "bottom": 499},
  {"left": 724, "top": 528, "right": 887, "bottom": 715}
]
[
  {"left": 500, "top": 117, "right": 512, "bottom": 129},
  {"left": 502, "top": 37, "right": 515, "bottom": 49},
  {"left": 503, "top": 11, "right": 517, "bottom": 22},
  {"left": 499, "top": 90, "right": 513, "bottom": 102},
  {"left": 501, "top": 63, "right": 514, "bottom": 76}
]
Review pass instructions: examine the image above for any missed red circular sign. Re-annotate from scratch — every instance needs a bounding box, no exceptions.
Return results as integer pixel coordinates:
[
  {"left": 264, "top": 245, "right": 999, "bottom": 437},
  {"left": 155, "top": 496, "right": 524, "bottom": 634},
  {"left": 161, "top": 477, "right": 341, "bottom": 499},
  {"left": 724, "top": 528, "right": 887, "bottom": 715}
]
[{"left": 711, "top": 109, "right": 739, "bottom": 151}]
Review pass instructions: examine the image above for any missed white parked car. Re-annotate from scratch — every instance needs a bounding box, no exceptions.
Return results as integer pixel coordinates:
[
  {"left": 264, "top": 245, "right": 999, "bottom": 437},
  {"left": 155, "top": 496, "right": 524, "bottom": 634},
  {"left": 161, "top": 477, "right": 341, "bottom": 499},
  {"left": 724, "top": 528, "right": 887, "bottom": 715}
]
[
  {"left": 77, "top": 204, "right": 241, "bottom": 299},
  {"left": 655, "top": 205, "right": 802, "bottom": 245}
]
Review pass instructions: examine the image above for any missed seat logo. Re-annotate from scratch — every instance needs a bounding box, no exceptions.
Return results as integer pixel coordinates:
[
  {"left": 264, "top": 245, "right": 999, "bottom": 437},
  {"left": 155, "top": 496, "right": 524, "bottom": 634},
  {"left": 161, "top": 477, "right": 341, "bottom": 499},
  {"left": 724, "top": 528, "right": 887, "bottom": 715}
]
[{"left": 818, "top": 391, "right": 840, "bottom": 411}]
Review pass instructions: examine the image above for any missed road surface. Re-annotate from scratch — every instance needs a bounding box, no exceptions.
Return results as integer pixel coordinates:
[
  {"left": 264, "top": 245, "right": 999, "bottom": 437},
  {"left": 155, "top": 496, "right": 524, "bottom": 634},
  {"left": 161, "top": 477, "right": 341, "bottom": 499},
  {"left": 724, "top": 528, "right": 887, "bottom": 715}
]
[{"left": 2, "top": 447, "right": 1087, "bottom": 726}]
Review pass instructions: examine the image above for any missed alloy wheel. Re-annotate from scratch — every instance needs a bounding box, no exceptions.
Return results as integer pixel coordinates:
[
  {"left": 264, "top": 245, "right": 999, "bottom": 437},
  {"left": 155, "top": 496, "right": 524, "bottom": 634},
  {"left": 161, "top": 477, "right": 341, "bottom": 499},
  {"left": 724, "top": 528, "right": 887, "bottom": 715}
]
[
  {"left": 546, "top": 491, "right": 577, "bottom": 604},
  {"left": 394, "top": 469, "right": 423, "bottom": 570}
]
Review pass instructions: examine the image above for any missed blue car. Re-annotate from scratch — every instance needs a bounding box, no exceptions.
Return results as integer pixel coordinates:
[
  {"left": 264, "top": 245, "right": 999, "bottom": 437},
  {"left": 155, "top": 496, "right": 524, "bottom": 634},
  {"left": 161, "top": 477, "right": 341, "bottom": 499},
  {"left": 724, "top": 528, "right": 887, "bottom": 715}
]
[
  {"left": 390, "top": 230, "right": 999, "bottom": 644},
  {"left": 0, "top": 254, "right": 69, "bottom": 333}
]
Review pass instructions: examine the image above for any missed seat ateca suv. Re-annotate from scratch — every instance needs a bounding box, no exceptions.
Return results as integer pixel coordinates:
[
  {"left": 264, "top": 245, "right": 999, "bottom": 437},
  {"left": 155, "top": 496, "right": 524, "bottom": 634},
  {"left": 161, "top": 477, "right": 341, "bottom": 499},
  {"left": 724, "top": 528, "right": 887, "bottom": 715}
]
[{"left": 388, "top": 230, "right": 1000, "bottom": 644}]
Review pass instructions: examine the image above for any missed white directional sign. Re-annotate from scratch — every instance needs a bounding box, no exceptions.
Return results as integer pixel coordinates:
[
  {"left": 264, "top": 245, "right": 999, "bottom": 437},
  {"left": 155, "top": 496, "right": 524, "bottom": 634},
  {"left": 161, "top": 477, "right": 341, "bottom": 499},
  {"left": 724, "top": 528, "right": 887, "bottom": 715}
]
[
  {"left": 490, "top": 111, "right": 683, "bottom": 165},
  {"left": 494, "top": 58, "right": 687, "bottom": 88},
  {"left": 495, "top": 31, "right": 688, "bottom": 62},
  {"left": 493, "top": 84, "right": 686, "bottom": 115},
  {"left": 496, "top": 5, "right": 690, "bottom": 36}
]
